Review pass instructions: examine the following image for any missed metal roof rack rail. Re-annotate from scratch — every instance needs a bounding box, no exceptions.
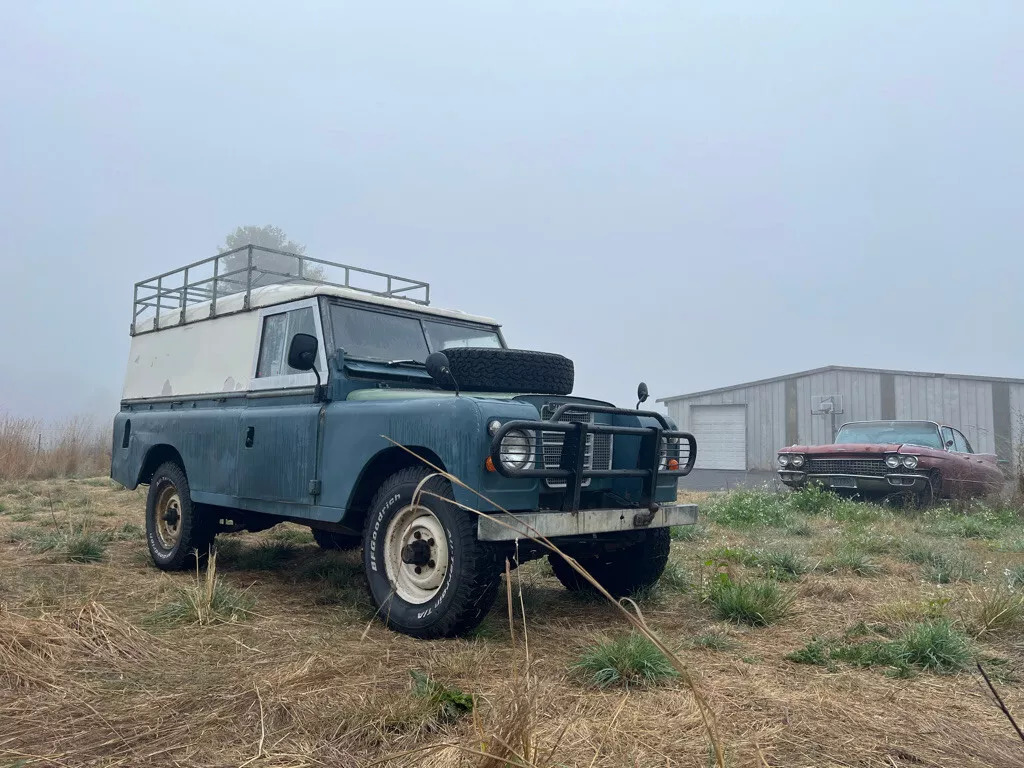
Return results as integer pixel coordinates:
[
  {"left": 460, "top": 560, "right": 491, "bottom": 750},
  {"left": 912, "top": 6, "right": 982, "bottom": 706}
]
[{"left": 131, "top": 245, "right": 430, "bottom": 335}]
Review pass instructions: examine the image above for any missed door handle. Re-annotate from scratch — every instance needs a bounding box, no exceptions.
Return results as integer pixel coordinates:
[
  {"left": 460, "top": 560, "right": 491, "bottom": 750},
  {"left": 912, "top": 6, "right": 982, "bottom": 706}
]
[{"left": 245, "top": 426, "right": 255, "bottom": 448}]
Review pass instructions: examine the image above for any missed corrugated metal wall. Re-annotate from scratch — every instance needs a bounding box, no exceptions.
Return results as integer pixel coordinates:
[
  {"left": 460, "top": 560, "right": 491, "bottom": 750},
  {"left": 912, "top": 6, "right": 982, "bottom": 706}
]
[{"left": 667, "top": 370, "right": 1020, "bottom": 470}]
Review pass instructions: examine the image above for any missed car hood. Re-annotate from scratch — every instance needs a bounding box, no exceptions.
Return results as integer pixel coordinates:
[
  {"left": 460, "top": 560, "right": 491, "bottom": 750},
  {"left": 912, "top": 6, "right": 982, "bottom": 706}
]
[{"left": 780, "top": 443, "right": 907, "bottom": 455}]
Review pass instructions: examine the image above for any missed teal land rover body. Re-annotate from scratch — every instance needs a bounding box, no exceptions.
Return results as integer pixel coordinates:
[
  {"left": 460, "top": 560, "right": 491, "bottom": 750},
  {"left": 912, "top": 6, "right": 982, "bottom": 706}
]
[{"left": 112, "top": 247, "right": 698, "bottom": 637}]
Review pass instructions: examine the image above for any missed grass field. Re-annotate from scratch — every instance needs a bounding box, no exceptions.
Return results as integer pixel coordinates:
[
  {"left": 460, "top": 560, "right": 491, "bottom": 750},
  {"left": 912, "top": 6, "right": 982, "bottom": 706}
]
[{"left": 1, "top": 479, "right": 1023, "bottom": 767}]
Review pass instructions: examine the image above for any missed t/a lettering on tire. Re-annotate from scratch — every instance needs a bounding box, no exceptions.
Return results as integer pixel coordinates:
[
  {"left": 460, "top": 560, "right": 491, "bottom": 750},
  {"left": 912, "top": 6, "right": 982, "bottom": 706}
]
[{"left": 363, "top": 467, "right": 502, "bottom": 639}]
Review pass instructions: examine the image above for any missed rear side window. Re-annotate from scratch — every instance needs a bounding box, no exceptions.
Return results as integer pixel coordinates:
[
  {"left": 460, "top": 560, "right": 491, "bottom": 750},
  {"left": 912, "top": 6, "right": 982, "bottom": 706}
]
[
  {"left": 256, "top": 307, "right": 317, "bottom": 378},
  {"left": 953, "top": 430, "right": 972, "bottom": 454},
  {"left": 941, "top": 426, "right": 955, "bottom": 449}
]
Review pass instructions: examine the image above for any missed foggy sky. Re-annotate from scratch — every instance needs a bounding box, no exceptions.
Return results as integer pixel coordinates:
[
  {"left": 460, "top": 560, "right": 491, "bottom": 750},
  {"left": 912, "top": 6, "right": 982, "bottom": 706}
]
[{"left": 2, "top": 1, "right": 1022, "bottom": 423}]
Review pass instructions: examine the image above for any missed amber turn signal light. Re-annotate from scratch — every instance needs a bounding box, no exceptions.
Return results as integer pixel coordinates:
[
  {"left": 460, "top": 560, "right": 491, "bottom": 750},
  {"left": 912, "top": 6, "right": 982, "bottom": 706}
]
[
  {"left": 667, "top": 459, "right": 679, "bottom": 471},
  {"left": 485, "top": 456, "right": 496, "bottom": 472}
]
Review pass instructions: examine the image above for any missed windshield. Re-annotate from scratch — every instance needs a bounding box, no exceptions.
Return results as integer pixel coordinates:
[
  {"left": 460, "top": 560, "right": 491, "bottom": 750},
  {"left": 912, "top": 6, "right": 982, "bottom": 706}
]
[
  {"left": 329, "top": 303, "right": 502, "bottom": 362},
  {"left": 834, "top": 422, "right": 942, "bottom": 449}
]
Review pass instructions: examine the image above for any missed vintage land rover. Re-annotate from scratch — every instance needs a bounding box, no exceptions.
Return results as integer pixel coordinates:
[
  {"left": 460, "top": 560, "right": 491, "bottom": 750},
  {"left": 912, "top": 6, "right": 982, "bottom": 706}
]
[{"left": 111, "top": 247, "right": 697, "bottom": 638}]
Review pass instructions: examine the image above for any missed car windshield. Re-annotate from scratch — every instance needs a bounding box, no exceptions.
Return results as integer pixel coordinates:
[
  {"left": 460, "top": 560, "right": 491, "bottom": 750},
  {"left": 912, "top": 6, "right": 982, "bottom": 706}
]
[
  {"left": 834, "top": 422, "right": 942, "bottom": 449},
  {"left": 329, "top": 303, "right": 502, "bottom": 363}
]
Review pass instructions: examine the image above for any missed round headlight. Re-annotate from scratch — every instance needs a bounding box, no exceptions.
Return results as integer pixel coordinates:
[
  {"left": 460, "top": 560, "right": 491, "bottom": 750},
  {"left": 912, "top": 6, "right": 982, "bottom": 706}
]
[
  {"left": 901, "top": 455, "right": 919, "bottom": 469},
  {"left": 499, "top": 429, "right": 534, "bottom": 470},
  {"left": 885, "top": 455, "right": 901, "bottom": 469},
  {"left": 790, "top": 454, "right": 805, "bottom": 468},
  {"left": 488, "top": 419, "right": 502, "bottom": 436},
  {"left": 778, "top": 454, "right": 791, "bottom": 467}
]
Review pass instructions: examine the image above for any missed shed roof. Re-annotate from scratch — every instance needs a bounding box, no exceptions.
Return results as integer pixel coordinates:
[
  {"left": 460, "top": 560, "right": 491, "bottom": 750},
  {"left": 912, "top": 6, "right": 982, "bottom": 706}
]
[{"left": 657, "top": 365, "right": 1024, "bottom": 403}]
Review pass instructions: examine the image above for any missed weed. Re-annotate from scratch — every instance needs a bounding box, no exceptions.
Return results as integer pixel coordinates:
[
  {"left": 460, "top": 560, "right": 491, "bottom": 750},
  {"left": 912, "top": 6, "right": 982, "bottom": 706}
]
[
  {"left": 876, "top": 597, "right": 950, "bottom": 625},
  {"left": 705, "top": 574, "right": 795, "bottom": 626},
  {"left": 899, "top": 620, "right": 971, "bottom": 673},
  {"left": 786, "top": 484, "right": 837, "bottom": 516},
  {"left": 784, "top": 518, "right": 814, "bottom": 537},
  {"left": 704, "top": 489, "right": 792, "bottom": 529},
  {"left": 757, "top": 548, "right": 809, "bottom": 581},
  {"left": 689, "top": 632, "right": 736, "bottom": 652},
  {"left": 226, "top": 542, "right": 298, "bottom": 571},
  {"left": 149, "top": 554, "right": 253, "bottom": 626},
  {"left": 706, "top": 545, "right": 759, "bottom": 566},
  {"left": 785, "top": 637, "right": 831, "bottom": 667},
  {"left": 573, "top": 634, "right": 679, "bottom": 688},
  {"left": 659, "top": 561, "right": 690, "bottom": 592},
  {"left": 921, "top": 553, "right": 979, "bottom": 584},
  {"left": 969, "top": 588, "right": 1024, "bottom": 636},
  {"left": 1004, "top": 564, "right": 1024, "bottom": 589},
  {"left": 409, "top": 670, "right": 473, "bottom": 725},
  {"left": 29, "top": 524, "right": 108, "bottom": 563},
  {"left": 670, "top": 523, "right": 708, "bottom": 542},
  {"left": 820, "top": 545, "right": 881, "bottom": 577},
  {"left": 9, "top": 510, "right": 34, "bottom": 522},
  {"left": 269, "top": 526, "right": 315, "bottom": 546},
  {"left": 109, "top": 521, "right": 144, "bottom": 540}
]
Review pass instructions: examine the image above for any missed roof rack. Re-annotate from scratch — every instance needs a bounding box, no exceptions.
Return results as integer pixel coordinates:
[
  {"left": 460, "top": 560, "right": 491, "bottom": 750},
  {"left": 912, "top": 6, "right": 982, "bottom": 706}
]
[{"left": 131, "top": 245, "right": 430, "bottom": 335}]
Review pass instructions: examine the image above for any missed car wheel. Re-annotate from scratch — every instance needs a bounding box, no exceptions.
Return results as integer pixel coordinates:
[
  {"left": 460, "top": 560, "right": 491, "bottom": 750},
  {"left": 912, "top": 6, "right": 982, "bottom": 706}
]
[
  {"left": 363, "top": 467, "right": 503, "bottom": 638},
  {"left": 311, "top": 528, "right": 361, "bottom": 551},
  {"left": 549, "top": 529, "right": 670, "bottom": 597},
  {"left": 145, "top": 461, "right": 214, "bottom": 571}
]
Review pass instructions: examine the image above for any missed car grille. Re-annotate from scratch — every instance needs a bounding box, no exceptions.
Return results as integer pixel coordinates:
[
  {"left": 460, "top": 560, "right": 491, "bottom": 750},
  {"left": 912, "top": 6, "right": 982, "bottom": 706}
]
[
  {"left": 806, "top": 458, "right": 887, "bottom": 476},
  {"left": 540, "top": 405, "right": 614, "bottom": 487}
]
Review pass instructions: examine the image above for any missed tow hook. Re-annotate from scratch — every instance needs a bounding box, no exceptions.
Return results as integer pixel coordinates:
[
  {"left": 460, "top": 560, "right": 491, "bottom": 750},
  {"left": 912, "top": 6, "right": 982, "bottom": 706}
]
[{"left": 632, "top": 503, "right": 659, "bottom": 528}]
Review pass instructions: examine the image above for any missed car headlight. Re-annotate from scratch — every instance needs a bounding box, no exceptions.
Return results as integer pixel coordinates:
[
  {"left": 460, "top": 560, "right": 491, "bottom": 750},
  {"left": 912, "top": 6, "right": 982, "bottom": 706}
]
[
  {"left": 778, "top": 454, "right": 791, "bottom": 467},
  {"left": 901, "top": 455, "right": 919, "bottom": 469},
  {"left": 499, "top": 429, "right": 534, "bottom": 470},
  {"left": 790, "top": 454, "right": 805, "bottom": 468},
  {"left": 885, "top": 455, "right": 901, "bottom": 469}
]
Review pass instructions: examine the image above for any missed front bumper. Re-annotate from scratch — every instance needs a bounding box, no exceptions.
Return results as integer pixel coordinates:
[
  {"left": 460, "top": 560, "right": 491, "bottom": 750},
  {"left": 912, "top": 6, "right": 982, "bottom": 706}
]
[
  {"left": 489, "top": 403, "right": 697, "bottom": 512},
  {"left": 477, "top": 503, "right": 698, "bottom": 541},
  {"left": 778, "top": 471, "right": 929, "bottom": 493}
]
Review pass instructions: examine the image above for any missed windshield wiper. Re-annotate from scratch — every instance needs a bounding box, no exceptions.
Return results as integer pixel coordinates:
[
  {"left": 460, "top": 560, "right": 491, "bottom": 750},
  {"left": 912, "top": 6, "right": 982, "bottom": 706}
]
[{"left": 384, "top": 359, "right": 426, "bottom": 368}]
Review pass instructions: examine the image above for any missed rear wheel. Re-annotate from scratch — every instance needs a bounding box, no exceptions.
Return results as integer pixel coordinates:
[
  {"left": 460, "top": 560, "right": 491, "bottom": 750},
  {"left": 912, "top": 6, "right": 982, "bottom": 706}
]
[
  {"left": 549, "top": 529, "right": 671, "bottom": 597},
  {"left": 145, "top": 461, "right": 214, "bottom": 571},
  {"left": 311, "top": 528, "right": 361, "bottom": 551},
  {"left": 363, "top": 467, "right": 503, "bottom": 638}
]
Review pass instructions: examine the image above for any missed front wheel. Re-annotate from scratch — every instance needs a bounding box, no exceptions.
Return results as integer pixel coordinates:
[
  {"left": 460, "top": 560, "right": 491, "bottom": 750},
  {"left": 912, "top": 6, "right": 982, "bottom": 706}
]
[
  {"left": 145, "top": 461, "right": 214, "bottom": 571},
  {"left": 363, "top": 467, "right": 503, "bottom": 638},
  {"left": 549, "top": 529, "right": 671, "bottom": 597}
]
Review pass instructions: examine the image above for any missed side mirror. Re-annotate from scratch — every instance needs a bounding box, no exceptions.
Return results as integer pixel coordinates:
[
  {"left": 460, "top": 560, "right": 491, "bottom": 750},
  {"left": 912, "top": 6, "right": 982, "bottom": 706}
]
[
  {"left": 425, "top": 351, "right": 459, "bottom": 394},
  {"left": 287, "top": 333, "right": 319, "bottom": 371},
  {"left": 636, "top": 381, "right": 649, "bottom": 410}
]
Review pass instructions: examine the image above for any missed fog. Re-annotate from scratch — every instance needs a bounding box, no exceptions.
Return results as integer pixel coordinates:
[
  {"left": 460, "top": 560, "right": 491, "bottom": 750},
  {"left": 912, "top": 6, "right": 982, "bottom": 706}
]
[{"left": 2, "top": 1, "right": 1022, "bottom": 423}]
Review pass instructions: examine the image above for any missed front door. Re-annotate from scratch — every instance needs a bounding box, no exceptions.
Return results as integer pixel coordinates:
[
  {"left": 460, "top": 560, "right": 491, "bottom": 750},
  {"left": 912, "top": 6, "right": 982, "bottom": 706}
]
[{"left": 239, "top": 300, "right": 326, "bottom": 507}]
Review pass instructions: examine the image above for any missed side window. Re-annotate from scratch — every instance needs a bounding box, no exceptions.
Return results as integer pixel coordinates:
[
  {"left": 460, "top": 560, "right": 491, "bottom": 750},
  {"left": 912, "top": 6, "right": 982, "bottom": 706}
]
[
  {"left": 953, "top": 430, "right": 972, "bottom": 454},
  {"left": 256, "top": 307, "right": 317, "bottom": 378},
  {"left": 940, "top": 427, "right": 955, "bottom": 450}
]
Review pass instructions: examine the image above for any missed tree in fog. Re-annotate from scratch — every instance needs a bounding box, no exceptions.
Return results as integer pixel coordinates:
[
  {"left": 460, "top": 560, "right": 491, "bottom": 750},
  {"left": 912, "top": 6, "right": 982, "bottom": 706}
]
[{"left": 217, "top": 225, "right": 315, "bottom": 290}]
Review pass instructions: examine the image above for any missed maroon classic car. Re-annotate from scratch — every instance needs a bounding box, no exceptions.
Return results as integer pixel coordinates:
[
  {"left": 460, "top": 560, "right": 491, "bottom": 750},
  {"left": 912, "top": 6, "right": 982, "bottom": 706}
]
[{"left": 777, "top": 420, "right": 1004, "bottom": 504}]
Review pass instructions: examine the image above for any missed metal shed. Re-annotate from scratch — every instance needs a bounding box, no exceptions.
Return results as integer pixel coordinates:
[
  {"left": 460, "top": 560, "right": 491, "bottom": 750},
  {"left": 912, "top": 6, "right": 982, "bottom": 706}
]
[{"left": 659, "top": 366, "right": 1024, "bottom": 472}]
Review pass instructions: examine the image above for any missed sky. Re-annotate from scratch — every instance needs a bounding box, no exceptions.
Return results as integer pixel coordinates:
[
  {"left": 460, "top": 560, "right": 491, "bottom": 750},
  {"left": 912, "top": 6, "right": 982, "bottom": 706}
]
[{"left": 1, "top": 1, "right": 1022, "bottom": 423}]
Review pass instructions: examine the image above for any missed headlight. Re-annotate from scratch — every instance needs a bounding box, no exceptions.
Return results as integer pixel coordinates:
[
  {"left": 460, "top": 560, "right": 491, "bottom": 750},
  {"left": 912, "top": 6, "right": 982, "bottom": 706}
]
[
  {"left": 778, "top": 454, "right": 791, "bottom": 467},
  {"left": 885, "top": 455, "right": 901, "bottom": 469},
  {"left": 499, "top": 429, "right": 534, "bottom": 470},
  {"left": 790, "top": 454, "right": 805, "bottom": 468},
  {"left": 901, "top": 455, "right": 919, "bottom": 469}
]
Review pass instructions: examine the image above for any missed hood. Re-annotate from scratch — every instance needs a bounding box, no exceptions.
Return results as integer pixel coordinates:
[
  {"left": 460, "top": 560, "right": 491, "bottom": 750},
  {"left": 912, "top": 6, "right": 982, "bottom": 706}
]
[{"left": 780, "top": 443, "right": 904, "bottom": 455}]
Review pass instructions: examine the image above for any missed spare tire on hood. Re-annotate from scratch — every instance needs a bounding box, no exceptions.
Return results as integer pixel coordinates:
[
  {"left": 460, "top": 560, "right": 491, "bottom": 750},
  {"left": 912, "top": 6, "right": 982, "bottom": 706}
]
[{"left": 441, "top": 348, "right": 574, "bottom": 395}]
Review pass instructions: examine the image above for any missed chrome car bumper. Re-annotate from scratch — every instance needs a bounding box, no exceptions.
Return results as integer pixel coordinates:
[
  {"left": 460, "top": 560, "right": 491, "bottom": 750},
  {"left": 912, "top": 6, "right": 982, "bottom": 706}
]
[
  {"left": 778, "top": 471, "right": 929, "bottom": 493},
  {"left": 476, "top": 503, "right": 698, "bottom": 541}
]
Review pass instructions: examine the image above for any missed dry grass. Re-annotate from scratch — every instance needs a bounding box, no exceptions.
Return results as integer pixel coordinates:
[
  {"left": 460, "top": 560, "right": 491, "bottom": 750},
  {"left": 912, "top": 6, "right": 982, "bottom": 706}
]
[
  {"left": 0, "top": 478, "right": 1022, "bottom": 767},
  {"left": 0, "top": 414, "right": 109, "bottom": 481}
]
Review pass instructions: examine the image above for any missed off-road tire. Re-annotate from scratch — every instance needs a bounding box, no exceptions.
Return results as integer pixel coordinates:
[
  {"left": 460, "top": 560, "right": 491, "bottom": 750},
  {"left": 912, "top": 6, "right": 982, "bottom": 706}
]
[
  {"left": 145, "top": 461, "right": 215, "bottom": 571},
  {"left": 311, "top": 528, "right": 361, "bottom": 551},
  {"left": 442, "top": 348, "right": 574, "bottom": 395},
  {"left": 363, "top": 467, "right": 504, "bottom": 638},
  {"left": 549, "top": 529, "right": 671, "bottom": 597}
]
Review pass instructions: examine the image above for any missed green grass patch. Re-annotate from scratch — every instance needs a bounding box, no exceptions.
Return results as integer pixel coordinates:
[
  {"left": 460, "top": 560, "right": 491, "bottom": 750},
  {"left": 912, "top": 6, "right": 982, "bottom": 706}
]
[
  {"left": 706, "top": 544, "right": 760, "bottom": 566},
  {"left": 921, "top": 553, "right": 980, "bottom": 584},
  {"left": 970, "top": 588, "right": 1024, "bottom": 636},
  {"left": 573, "top": 634, "right": 679, "bottom": 688},
  {"left": 784, "top": 518, "right": 814, "bottom": 537},
  {"left": 705, "top": 574, "right": 795, "bottom": 626},
  {"left": 670, "top": 523, "right": 708, "bottom": 542},
  {"left": 268, "top": 526, "right": 315, "bottom": 546},
  {"left": 787, "top": 620, "right": 970, "bottom": 676},
  {"left": 689, "top": 631, "right": 737, "bottom": 651},
  {"left": 28, "top": 524, "right": 108, "bottom": 563},
  {"left": 704, "top": 490, "right": 792, "bottom": 529},
  {"left": 757, "top": 548, "right": 809, "bottom": 581},
  {"left": 1005, "top": 564, "right": 1024, "bottom": 589},
  {"left": 658, "top": 561, "right": 690, "bottom": 592},
  {"left": 409, "top": 670, "right": 473, "bottom": 725},
  {"left": 820, "top": 544, "right": 881, "bottom": 577},
  {"left": 224, "top": 542, "right": 298, "bottom": 571},
  {"left": 9, "top": 510, "right": 35, "bottom": 522},
  {"left": 149, "top": 556, "right": 253, "bottom": 626}
]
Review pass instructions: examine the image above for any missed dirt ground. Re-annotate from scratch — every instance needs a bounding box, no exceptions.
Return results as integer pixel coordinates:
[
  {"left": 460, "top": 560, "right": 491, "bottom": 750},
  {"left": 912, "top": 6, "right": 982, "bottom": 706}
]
[{"left": 1, "top": 479, "right": 1023, "bottom": 767}]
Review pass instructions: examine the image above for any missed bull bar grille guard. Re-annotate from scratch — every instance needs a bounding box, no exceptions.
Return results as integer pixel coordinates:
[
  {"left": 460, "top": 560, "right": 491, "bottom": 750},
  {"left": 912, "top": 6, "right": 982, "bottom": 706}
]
[{"left": 488, "top": 404, "right": 697, "bottom": 512}]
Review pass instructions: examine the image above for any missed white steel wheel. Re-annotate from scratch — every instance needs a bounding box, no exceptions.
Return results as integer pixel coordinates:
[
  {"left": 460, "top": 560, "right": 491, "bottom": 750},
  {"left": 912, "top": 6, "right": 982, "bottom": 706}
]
[
  {"left": 154, "top": 485, "right": 184, "bottom": 550},
  {"left": 383, "top": 504, "right": 450, "bottom": 604}
]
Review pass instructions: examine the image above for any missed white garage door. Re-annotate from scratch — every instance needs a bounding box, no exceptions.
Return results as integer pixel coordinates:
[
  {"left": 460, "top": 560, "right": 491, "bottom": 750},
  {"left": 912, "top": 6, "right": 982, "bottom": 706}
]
[{"left": 690, "top": 405, "right": 747, "bottom": 470}]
